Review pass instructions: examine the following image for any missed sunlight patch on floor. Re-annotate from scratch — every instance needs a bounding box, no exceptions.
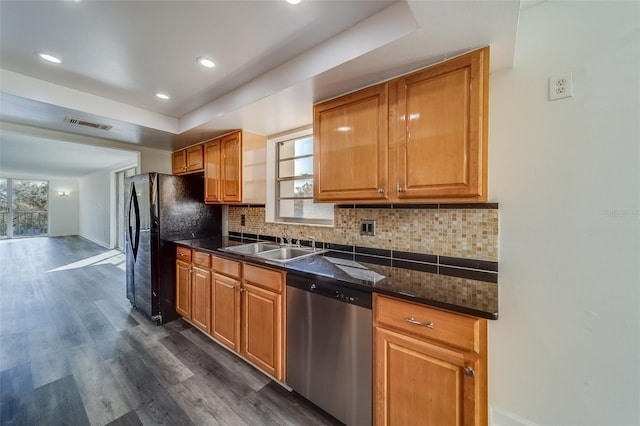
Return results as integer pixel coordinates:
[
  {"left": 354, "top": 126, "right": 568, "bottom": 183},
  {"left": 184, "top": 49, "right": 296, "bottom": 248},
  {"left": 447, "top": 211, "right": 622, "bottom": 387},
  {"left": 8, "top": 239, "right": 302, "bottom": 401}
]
[{"left": 47, "top": 250, "right": 125, "bottom": 272}]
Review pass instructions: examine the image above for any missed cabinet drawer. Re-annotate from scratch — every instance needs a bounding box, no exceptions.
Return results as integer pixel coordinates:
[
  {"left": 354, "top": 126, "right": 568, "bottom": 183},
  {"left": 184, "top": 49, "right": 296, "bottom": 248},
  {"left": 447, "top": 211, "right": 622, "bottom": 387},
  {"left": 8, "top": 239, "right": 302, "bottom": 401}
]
[
  {"left": 212, "top": 256, "right": 241, "bottom": 279},
  {"left": 176, "top": 246, "right": 192, "bottom": 262},
  {"left": 192, "top": 250, "right": 211, "bottom": 268},
  {"left": 243, "top": 264, "right": 284, "bottom": 293},
  {"left": 374, "top": 294, "right": 481, "bottom": 353}
]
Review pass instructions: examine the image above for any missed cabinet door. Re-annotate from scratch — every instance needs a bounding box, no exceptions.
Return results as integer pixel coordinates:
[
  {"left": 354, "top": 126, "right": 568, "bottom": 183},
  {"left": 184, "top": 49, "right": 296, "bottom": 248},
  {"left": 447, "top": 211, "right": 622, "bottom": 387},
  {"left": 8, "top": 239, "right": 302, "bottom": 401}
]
[
  {"left": 172, "top": 150, "right": 187, "bottom": 175},
  {"left": 186, "top": 145, "right": 204, "bottom": 172},
  {"left": 374, "top": 326, "right": 482, "bottom": 426},
  {"left": 175, "top": 260, "right": 191, "bottom": 318},
  {"left": 191, "top": 266, "right": 211, "bottom": 333},
  {"left": 221, "top": 132, "right": 242, "bottom": 202},
  {"left": 211, "top": 272, "right": 241, "bottom": 351},
  {"left": 204, "top": 139, "right": 221, "bottom": 203},
  {"left": 314, "top": 83, "right": 388, "bottom": 201},
  {"left": 394, "top": 47, "right": 488, "bottom": 201},
  {"left": 241, "top": 282, "right": 283, "bottom": 380}
]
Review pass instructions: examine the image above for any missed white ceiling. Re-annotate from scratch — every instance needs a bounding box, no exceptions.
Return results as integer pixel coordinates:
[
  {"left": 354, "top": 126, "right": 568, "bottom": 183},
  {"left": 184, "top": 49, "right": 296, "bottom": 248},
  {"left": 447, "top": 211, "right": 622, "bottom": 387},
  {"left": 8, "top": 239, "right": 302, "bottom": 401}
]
[
  {"left": 0, "top": 0, "right": 522, "bottom": 179},
  {"left": 0, "top": 128, "right": 137, "bottom": 179}
]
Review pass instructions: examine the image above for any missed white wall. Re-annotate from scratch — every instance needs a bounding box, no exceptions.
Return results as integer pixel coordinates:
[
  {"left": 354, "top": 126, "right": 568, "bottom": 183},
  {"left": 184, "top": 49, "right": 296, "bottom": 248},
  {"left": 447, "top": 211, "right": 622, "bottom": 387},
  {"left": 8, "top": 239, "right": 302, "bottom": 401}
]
[
  {"left": 79, "top": 169, "right": 112, "bottom": 247},
  {"left": 48, "top": 179, "right": 79, "bottom": 236},
  {"left": 488, "top": 2, "right": 639, "bottom": 425}
]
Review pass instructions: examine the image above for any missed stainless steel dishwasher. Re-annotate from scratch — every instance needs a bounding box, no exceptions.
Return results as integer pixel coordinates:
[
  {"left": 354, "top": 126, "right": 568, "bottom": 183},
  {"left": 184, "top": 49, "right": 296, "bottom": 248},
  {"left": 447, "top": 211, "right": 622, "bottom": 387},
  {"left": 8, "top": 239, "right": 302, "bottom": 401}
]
[{"left": 286, "top": 272, "right": 372, "bottom": 426}]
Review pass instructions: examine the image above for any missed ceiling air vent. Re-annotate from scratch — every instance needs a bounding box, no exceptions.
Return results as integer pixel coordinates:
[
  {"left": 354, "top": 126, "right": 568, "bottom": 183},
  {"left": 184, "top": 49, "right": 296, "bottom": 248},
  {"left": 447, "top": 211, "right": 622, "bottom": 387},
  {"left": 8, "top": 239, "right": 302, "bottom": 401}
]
[{"left": 64, "top": 116, "right": 112, "bottom": 131}]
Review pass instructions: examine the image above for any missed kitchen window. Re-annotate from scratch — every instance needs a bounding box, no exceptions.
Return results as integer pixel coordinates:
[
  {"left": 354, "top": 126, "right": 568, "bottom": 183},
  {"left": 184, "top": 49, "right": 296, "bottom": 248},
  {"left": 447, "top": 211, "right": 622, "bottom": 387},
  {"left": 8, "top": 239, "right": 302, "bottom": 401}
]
[{"left": 270, "top": 129, "right": 333, "bottom": 225}]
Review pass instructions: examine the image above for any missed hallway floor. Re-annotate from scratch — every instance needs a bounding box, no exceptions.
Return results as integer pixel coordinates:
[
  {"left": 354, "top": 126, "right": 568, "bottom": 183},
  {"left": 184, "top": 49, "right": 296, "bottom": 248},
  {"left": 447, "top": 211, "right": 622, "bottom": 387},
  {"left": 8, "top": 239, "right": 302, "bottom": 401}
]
[{"left": 0, "top": 236, "right": 340, "bottom": 426}]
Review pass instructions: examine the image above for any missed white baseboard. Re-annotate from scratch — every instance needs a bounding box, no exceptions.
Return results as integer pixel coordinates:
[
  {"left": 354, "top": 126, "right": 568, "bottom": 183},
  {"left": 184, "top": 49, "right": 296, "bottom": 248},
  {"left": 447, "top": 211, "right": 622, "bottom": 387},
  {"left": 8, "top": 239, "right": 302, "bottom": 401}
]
[
  {"left": 491, "top": 407, "right": 539, "bottom": 426},
  {"left": 79, "top": 234, "right": 110, "bottom": 249},
  {"left": 48, "top": 232, "right": 79, "bottom": 237}
]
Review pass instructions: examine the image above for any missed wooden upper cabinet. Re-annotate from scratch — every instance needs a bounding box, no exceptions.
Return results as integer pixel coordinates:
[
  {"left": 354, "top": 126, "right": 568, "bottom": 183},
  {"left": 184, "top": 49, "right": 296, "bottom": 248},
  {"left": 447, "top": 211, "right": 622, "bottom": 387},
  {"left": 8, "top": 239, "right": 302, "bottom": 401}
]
[
  {"left": 393, "top": 46, "right": 489, "bottom": 201},
  {"left": 186, "top": 145, "right": 204, "bottom": 172},
  {"left": 172, "top": 145, "right": 204, "bottom": 175},
  {"left": 312, "top": 46, "right": 489, "bottom": 204},
  {"left": 221, "top": 132, "right": 242, "bottom": 202},
  {"left": 204, "top": 139, "right": 221, "bottom": 203},
  {"left": 314, "top": 83, "right": 389, "bottom": 201},
  {"left": 203, "top": 130, "right": 267, "bottom": 204},
  {"left": 172, "top": 150, "right": 187, "bottom": 175}
]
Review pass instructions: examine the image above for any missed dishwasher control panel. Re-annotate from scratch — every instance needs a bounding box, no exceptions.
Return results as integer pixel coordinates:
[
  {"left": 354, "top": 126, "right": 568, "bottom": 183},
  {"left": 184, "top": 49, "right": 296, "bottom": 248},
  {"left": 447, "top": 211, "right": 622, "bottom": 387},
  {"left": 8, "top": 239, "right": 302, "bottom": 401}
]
[{"left": 287, "top": 272, "right": 372, "bottom": 309}]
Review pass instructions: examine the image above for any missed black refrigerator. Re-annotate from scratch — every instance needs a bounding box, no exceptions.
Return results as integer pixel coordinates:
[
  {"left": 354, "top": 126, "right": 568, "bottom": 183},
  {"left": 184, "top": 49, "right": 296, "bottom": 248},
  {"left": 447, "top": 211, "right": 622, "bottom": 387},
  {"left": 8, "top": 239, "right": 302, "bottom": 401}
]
[{"left": 125, "top": 172, "right": 222, "bottom": 324}]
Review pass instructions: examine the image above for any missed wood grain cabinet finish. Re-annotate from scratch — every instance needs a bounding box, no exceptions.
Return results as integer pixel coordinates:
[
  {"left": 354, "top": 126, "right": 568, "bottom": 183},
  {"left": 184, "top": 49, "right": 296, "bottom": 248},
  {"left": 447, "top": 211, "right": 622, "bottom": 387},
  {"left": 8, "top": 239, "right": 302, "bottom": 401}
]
[
  {"left": 172, "top": 151, "right": 187, "bottom": 175},
  {"left": 203, "top": 130, "right": 267, "bottom": 204},
  {"left": 176, "top": 249, "right": 211, "bottom": 333},
  {"left": 190, "top": 265, "right": 211, "bottom": 333},
  {"left": 175, "top": 259, "right": 191, "bottom": 318},
  {"left": 393, "top": 47, "right": 489, "bottom": 201},
  {"left": 313, "top": 83, "right": 389, "bottom": 201},
  {"left": 373, "top": 294, "right": 487, "bottom": 426},
  {"left": 241, "top": 264, "right": 285, "bottom": 380},
  {"left": 221, "top": 132, "right": 242, "bottom": 202},
  {"left": 209, "top": 255, "right": 242, "bottom": 352},
  {"left": 172, "top": 145, "right": 204, "bottom": 175},
  {"left": 313, "top": 46, "right": 489, "bottom": 203},
  {"left": 204, "top": 138, "right": 221, "bottom": 203},
  {"left": 211, "top": 271, "right": 241, "bottom": 352}
]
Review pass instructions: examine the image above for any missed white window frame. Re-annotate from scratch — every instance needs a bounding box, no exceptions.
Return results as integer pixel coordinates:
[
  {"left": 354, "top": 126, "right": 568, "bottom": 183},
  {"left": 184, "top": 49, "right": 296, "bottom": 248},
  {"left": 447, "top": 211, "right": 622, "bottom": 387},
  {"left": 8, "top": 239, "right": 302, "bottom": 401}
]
[{"left": 265, "top": 127, "right": 333, "bottom": 226}]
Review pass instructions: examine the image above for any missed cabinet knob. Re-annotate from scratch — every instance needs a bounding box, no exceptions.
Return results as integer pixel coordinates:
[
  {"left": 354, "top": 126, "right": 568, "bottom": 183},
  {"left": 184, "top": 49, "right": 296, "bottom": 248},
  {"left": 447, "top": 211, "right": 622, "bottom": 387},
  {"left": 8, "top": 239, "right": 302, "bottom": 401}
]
[
  {"left": 464, "top": 367, "right": 476, "bottom": 378},
  {"left": 405, "top": 317, "right": 434, "bottom": 329},
  {"left": 397, "top": 184, "right": 405, "bottom": 193},
  {"left": 377, "top": 188, "right": 384, "bottom": 193}
]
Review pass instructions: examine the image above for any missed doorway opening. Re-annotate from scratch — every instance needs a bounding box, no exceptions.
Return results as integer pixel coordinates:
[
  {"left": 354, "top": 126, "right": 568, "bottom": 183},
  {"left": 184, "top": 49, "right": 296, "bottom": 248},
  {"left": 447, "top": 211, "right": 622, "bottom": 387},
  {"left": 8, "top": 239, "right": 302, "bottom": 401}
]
[{"left": 0, "top": 178, "right": 49, "bottom": 239}]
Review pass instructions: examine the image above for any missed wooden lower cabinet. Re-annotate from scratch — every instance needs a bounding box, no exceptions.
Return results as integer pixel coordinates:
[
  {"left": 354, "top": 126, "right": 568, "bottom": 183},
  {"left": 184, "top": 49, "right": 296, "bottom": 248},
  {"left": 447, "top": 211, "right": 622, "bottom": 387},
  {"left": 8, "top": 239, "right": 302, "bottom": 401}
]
[
  {"left": 374, "top": 294, "right": 487, "bottom": 426},
  {"left": 211, "top": 272, "right": 241, "bottom": 352},
  {"left": 175, "top": 259, "right": 191, "bottom": 318},
  {"left": 190, "top": 266, "right": 211, "bottom": 333},
  {"left": 241, "top": 267, "right": 284, "bottom": 380}
]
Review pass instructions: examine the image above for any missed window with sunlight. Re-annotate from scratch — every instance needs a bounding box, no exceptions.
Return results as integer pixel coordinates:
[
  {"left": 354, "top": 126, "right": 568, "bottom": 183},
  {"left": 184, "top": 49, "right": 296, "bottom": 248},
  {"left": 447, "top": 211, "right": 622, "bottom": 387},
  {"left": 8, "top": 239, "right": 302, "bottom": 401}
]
[{"left": 275, "top": 132, "right": 333, "bottom": 225}]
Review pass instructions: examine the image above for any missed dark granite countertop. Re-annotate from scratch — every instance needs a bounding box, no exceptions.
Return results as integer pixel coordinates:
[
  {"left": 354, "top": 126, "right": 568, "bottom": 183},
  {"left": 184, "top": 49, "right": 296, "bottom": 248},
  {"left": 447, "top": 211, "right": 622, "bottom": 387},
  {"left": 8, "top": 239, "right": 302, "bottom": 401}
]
[{"left": 172, "top": 236, "right": 498, "bottom": 320}]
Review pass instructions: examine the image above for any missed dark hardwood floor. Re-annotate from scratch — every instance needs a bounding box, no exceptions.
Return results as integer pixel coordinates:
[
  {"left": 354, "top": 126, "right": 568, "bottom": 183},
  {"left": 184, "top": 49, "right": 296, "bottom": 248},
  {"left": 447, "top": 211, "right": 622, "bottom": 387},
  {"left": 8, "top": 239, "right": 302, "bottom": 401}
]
[{"left": 0, "top": 236, "right": 342, "bottom": 426}]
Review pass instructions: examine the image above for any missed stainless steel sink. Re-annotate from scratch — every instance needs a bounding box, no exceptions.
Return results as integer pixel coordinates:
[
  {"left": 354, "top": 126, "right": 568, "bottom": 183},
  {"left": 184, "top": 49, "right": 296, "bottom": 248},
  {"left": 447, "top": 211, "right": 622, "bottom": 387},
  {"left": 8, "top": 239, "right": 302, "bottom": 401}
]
[
  {"left": 222, "top": 241, "right": 325, "bottom": 263},
  {"left": 255, "top": 247, "right": 321, "bottom": 263},
  {"left": 222, "top": 242, "right": 281, "bottom": 255}
]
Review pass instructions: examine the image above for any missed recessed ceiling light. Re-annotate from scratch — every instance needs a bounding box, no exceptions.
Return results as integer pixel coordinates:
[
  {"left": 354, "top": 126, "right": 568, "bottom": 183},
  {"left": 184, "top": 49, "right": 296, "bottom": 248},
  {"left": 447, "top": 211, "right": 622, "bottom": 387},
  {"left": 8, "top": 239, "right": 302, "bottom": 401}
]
[
  {"left": 197, "top": 57, "right": 216, "bottom": 69},
  {"left": 39, "top": 53, "right": 62, "bottom": 64},
  {"left": 155, "top": 93, "right": 170, "bottom": 100},
  {"left": 286, "top": 0, "right": 301, "bottom": 4}
]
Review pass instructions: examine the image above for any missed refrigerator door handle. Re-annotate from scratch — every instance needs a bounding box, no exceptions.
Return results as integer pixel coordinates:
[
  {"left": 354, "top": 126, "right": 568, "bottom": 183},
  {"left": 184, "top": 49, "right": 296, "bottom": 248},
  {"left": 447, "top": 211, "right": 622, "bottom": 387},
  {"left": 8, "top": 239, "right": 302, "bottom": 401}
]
[{"left": 128, "top": 182, "right": 141, "bottom": 260}]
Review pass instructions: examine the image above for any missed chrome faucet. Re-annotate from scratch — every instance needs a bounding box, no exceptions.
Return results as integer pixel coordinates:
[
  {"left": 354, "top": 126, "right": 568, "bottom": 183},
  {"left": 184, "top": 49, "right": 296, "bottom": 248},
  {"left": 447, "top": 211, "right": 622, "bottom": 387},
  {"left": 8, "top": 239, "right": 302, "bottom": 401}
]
[{"left": 308, "top": 236, "right": 317, "bottom": 252}]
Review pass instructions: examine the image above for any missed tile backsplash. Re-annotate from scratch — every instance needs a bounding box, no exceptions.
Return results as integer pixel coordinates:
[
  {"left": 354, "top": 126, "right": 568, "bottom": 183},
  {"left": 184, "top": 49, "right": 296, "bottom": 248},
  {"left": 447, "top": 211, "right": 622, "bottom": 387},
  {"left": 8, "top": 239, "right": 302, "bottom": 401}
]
[{"left": 228, "top": 204, "right": 498, "bottom": 262}]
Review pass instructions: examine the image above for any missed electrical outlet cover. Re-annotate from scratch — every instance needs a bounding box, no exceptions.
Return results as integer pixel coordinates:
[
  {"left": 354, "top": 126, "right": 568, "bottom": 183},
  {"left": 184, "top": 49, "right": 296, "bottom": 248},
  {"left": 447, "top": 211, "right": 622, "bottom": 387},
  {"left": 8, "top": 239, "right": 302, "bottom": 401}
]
[{"left": 549, "top": 72, "right": 573, "bottom": 101}]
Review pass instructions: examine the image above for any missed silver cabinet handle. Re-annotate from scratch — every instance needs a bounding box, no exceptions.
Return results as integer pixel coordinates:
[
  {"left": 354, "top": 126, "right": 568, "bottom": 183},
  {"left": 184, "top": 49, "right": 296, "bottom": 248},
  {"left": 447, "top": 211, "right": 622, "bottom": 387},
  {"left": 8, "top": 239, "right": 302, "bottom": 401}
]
[
  {"left": 397, "top": 184, "right": 405, "bottom": 193},
  {"left": 405, "top": 317, "right": 434, "bottom": 328},
  {"left": 377, "top": 188, "right": 384, "bottom": 193}
]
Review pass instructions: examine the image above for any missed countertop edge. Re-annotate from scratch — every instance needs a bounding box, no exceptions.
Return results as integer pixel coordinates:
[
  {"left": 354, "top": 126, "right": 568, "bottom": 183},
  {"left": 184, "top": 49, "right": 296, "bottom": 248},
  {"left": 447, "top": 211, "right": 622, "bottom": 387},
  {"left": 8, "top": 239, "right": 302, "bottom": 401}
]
[{"left": 172, "top": 239, "right": 499, "bottom": 321}]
